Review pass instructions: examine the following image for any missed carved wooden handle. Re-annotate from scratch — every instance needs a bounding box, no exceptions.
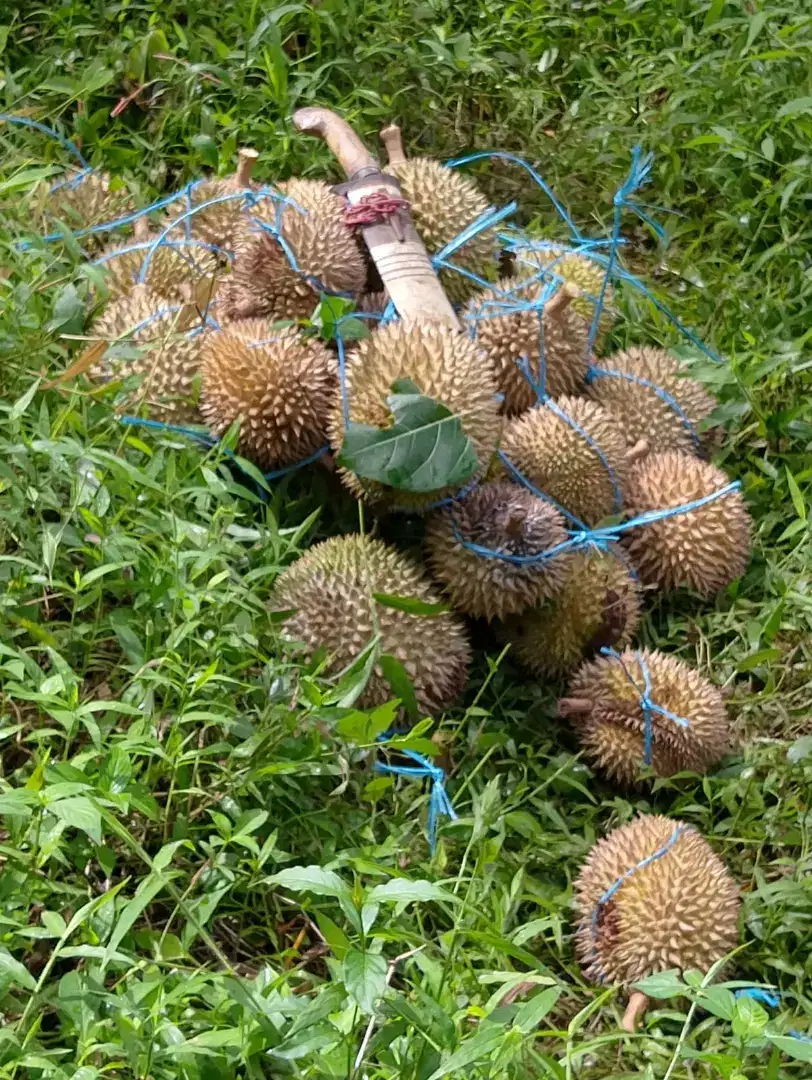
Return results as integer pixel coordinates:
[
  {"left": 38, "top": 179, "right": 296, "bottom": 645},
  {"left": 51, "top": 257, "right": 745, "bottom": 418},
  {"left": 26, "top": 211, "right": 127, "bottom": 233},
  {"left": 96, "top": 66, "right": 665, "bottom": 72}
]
[
  {"left": 379, "top": 123, "right": 407, "bottom": 167},
  {"left": 293, "top": 108, "right": 378, "bottom": 179}
]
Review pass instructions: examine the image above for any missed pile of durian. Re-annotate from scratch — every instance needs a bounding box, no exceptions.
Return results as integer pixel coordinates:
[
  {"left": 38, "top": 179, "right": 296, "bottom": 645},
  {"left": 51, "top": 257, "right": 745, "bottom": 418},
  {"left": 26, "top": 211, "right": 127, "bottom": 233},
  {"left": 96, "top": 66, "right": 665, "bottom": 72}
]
[{"left": 46, "top": 126, "right": 754, "bottom": 1024}]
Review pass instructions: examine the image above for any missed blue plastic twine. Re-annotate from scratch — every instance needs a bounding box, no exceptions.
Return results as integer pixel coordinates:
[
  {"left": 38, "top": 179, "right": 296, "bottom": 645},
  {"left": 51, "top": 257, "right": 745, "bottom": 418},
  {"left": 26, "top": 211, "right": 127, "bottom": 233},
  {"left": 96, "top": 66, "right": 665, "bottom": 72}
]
[
  {"left": 374, "top": 744, "right": 457, "bottom": 855},
  {"left": 734, "top": 988, "right": 812, "bottom": 1045},
  {"left": 590, "top": 824, "right": 686, "bottom": 981},
  {"left": 587, "top": 364, "right": 704, "bottom": 453},
  {"left": 599, "top": 647, "right": 691, "bottom": 765},
  {"left": 0, "top": 113, "right": 90, "bottom": 169}
]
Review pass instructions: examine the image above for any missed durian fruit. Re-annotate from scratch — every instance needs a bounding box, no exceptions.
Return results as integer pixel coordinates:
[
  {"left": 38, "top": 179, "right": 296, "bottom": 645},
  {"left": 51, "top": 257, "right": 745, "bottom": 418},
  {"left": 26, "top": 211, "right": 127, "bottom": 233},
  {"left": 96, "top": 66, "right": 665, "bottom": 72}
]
[
  {"left": 221, "top": 178, "right": 367, "bottom": 322},
  {"left": 329, "top": 321, "right": 502, "bottom": 513},
  {"left": 465, "top": 279, "right": 590, "bottom": 415},
  {"left": 271, "top": 534, "right": 471, "bottom": 713},
  {"left": 500, "top": 395, "right": 638, "bottom": 526},
  {"left": 90, "top": 288, "right": 205, "bottom": 419},
  {"left": 574, "top": 813, "right": 740, "bottom": 1029},
  {"left": 623, "top": 451, "right": 751, "bottom": 595},
  {"left": 559, "top": 647, "right": 729, "bottom": 785},
  {"left": 503, "top": 549, "right": 641, "bottom": 679},
  {"left": 518, "top": 242, "right": 615, "bottom": 340},
  {"left": 43, "top": 170, "right": 133, "bottom": 242},
  {"left": 356, "top": 290, "right": 391, "bottom": 316},
  {"left": 96, "top": 218, "right": 220, "bottom": 303},
  {"left": 199, "top": 319, "right": 336, "bottom": 471},
  {"left": 425, "top": 480, "right": 573, "bottom": 620},
  {"left": 380, "top": 124, "right": 498, "bottom": 304},
  {"left": 161, "top": 148, "right": 260, "bottom": 254},
  {"left": 588, "top": 346, "right": 718, "bottom": 456}
]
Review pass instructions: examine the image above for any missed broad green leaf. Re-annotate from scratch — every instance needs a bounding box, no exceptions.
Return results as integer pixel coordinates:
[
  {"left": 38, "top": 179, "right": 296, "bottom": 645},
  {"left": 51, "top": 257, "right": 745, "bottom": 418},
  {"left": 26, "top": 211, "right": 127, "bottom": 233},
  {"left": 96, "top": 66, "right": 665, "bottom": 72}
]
[
  {"left": 48, "top": 284, "right": 85, "bottom": 335},
  {"left": 732, "top": 996, "right": 768, "bottom": 1040},
  {"left": 0, "top": 947, "right": 36, "bottom": 991},
  {"left": 367, "top": 879, "right": 455, "bottom": 905},
  {"left": 788, "top": 735, "right": 812, "bottom": 763},
  {"left": 102, "top": 873, "right": 169, "bottom": 969},
  {"left": 514, "top": 986, "right": 563, "bottom": 1032},
  {"left": 342, "top": 949, "right": 387, "bottom": 1014},
  {"left": 50, "top": 797, "right": 102, "bottom": 842},
  {"left": 337, "top": 380, "right": 478, "bottom": 493},
  {"left": 9, "top": 378, "right": 41, "bottom": 420},
  {"left": 266, "top": 865, "right": 353, "bottom": 904},
  {"left": 427, "top": 1024, "right": 505, "bottom": 1079},
  {"left": 378, "top": 654, "right": 419, "bottom": 719},
  {"left": 776, "top": 96, "right": 812, "bottom": 119},
  {"left": 766, "top": 1034, "right": 812, "bottom": 1062},
  {"left": 632, "top": 969, "right": 685, "bottom": 1000},
  {"left": 315, "top": 912, "right": 350, "bottom": 960},
  {"left": 785, "top": 467, "right": 806, "bottom": 521}
]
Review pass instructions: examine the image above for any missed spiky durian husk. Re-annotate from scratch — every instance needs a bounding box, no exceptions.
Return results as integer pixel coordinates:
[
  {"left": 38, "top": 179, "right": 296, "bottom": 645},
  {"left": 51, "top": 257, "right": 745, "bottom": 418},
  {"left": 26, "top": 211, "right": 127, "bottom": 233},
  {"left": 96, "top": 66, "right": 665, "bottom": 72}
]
[
  {"left": 519, "top": 244, "right": 615, "bottom": 340},
  {"left": 623, "top": 451, "right": 751, "bottom": 595},
  {"left": 465, "top": 279, "right": 590, "bottom": 415},
  {"left": 91, "top": 287, "right": 198, "bottom": 345},
  {"left": 43, "top": 171, "right": 133, "bottom": 245},
  {"left": 90, "top": 290, "right": 205, "bottom": 420},
  {"left": 503, "top": 550, "right": 640, "bottom": 679},
  {"left": 199, "top": 319, "right": 336, "bottom": 471},
  {"left": 161, "top": 174, "right": 257, "bottom": 253},
  {"left": 356, "top": 291, "right": 391, "bottom": 315},
  {"left": 95, "top": 236, "right": 220, "bottom": 303},
  {"left": 588, "top": 346, "right": 718, "bottom": 456},
  {"left": 329, "top": 321, "right": 502, "bottom": 513},
  {"left": 271, "top": 534, "right": 471, "bottom": 713},
  {"left": 425, "top": 481, "right": 572, "bottom": 620},
  {"left": 500, "top": 396, "right": 630, "bottom": 526},
  {"left": 389, "top": 158, "right": 498, "bottom": 303},
  {"left": 563, "top": 648, "right": 729, "bottom": 785},
  {"left": 221, "top": 179, "right": 366, "bottom": 322},
  {"left": 574, "top": 814, "right": 740, "bottom": 984}
]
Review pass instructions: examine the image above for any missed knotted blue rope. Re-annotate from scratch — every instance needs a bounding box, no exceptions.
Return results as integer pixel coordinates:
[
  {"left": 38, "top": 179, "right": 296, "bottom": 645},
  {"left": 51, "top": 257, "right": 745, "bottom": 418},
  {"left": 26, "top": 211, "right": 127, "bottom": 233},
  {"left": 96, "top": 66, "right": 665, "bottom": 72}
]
[
  {"left": 374, "top": 742, "right": 457, "bottom": 855},
  {"left": 590, "top": 824, "right": 686, "bottom": 981},
  {"left": 599, "top": 646, "right": 691, "bottom": 765},
  {"left": 587, "top": 364, "right": 704, "bottom": 453}
]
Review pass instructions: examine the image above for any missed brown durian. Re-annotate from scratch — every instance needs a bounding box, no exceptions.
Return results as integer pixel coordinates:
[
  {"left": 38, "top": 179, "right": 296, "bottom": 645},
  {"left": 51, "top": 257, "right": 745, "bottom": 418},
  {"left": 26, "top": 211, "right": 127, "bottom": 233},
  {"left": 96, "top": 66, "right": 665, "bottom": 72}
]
[
  {"left": 199, "top": 319, "right": 336, "bottom": 471},
  {"left": 95, "top": 226, "right": 219, "bottom": 304},
  {"left": 623, "top": 451, "right": 751, "bottom": 595},
  {"left": 500, "top": 396, "right": 636, "bottom": 526},
  {"left": 329, "top": 321, "right": 502, "bottom": 513},
  {"left": 161, "top": 148, "right": 260, "bottom": 254},
  {"left": 503, "top": 549, "right": 641, "bottom": 679},
  {"left": 574, "top": 814, "right": 740, "bottom": 1027},
  {"left": 559, "top": 647, "right": 730, "bottom": 785},
  {"left": 588, "top": 346, "right": 718, "bottom": 456},
  {"left": 270, "top": 534, "right": 471, "bottom": 714},
  {"left": 42, "top": 170, "right": 133, "bottom": 244},
  {"left": 517, "top": 242, "right": 615, "bottom": 340},
  {"left": 465, "top": 280, "right": 590, "bottom": 415},
  {"left": 425, "top": 481, "right": 572, "bottom": 620},
  {"left": 380, "top": 125, "right": 498, "bottom": 304},
  {"left": 90, "top": 288, "right": 205, "bottom": 419},
  {"left": 221, "top": 178, "right": 366, "bottom": 322}
]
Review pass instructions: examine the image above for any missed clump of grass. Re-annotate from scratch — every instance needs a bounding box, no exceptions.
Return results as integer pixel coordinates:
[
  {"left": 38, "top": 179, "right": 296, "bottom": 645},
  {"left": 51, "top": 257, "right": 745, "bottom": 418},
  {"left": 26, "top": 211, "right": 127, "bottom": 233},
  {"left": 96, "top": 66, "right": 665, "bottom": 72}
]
[{"left": 0, "top": 3, "right": 811, "bottom": 1078}]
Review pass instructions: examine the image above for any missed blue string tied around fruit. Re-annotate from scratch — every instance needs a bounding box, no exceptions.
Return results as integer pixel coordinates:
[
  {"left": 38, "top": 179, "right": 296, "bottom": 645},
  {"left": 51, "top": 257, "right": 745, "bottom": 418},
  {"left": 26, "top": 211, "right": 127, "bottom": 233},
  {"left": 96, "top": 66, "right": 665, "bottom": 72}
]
[
  {"left": 589, "top": 823, "right": 686, "bottom": 983},
  {"left": 598, "top": 646, "right": 691, "bottom": 765},
  {"left": 587, "top": 362, "right": 705, "bottom": 453},
  {"left": 374, "top": 741, "right": 457, "bottom": 855}
]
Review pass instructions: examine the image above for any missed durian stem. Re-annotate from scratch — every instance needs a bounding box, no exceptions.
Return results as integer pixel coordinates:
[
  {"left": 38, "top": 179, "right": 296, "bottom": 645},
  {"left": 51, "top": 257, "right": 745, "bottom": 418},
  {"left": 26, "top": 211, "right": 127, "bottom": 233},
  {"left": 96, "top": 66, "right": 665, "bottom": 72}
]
[
  {"left": 504, "top": 510, "right": 526, "bottom": 540},
  {"left": 545, "top": 282, "right": 579, "bottom": 319},
  {"left": 557, "top": 697, "right": 594, "bottom": 717},
  {"left": 235, "top": 147, "right": 259, "bottom": 186},
  {"left": 625, "top": 438, "right": 650, "bottom": 465},
  {"left": 379, "top": 124, "right": 407, "bottom": 167},
  {"left": 622, "top": 991, "right": 650, "bottom": 1033},
  {"left": 133, "top": 216, "right": 150, "bottom": 242}
]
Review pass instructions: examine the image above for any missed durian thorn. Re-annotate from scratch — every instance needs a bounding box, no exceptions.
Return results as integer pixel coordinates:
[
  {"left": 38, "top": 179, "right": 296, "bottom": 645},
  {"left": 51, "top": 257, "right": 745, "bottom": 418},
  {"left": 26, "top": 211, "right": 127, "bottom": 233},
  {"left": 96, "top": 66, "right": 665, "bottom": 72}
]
[
  {"left": 557, "top": 697, "right": 594, "bottom": 718},
  {"left": 544, "top": 282, "right": 580, "bottom": 319},
  {"left": 379, "top": 124, "right": 407, "bottom": 167},
  {"left": 621, "top": 991, "right": 650, "bottom": 1033},
  {"left": 236, "top": 147, "right": 259, "bottom": 186},
  {"left": 625, "top": 438, "right": 650, "bottom": 465},
  {"left": 133, "top": 216, "right": 150, "bottom": 242}
]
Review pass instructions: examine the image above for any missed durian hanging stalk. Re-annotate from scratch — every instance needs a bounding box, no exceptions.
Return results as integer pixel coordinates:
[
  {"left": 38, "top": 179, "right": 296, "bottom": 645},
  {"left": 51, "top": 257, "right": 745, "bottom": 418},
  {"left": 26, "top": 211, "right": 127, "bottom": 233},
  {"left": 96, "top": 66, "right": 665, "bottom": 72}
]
[
  {"left": 378, "top": 123, "right": 499, "bottom": 304},
  {"left": 466, "top": 279, "right": 590, "bottom": 415},
  {"left": 161, "top": 147, "right": 260, "bottom": 254}
]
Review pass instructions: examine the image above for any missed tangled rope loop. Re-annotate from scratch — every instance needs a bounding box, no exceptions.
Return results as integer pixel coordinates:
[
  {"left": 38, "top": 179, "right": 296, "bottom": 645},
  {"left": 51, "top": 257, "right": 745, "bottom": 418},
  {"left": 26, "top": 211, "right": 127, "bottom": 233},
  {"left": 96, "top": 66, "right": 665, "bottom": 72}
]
[
  {"left": 344, "top": 191, "right": 411, "bottom": 230},
  {"left": 374, "top": 744, "right": 457, "bottom": 854}
]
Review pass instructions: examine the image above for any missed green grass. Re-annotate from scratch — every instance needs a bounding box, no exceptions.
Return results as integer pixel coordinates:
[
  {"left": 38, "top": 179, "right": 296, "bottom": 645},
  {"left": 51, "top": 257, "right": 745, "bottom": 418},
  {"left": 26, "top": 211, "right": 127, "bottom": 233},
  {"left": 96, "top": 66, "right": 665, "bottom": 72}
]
[{"left": 1, "top": 1, "right": 812, "bottom": 1077}]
